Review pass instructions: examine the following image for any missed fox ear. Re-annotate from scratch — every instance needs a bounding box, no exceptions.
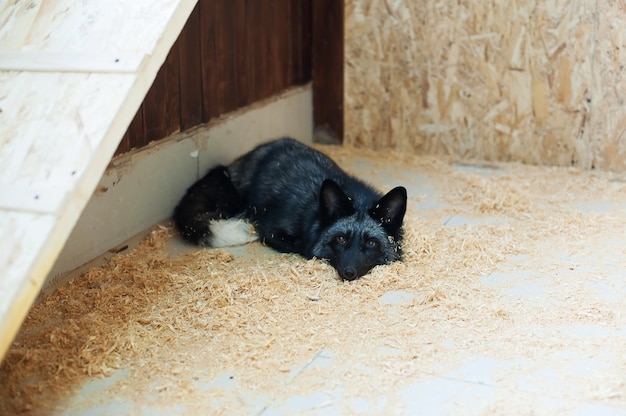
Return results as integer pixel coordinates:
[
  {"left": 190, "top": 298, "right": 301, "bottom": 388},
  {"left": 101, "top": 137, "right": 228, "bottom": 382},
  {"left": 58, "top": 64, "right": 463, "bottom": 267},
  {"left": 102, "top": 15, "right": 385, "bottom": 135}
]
[
  {"left": 370, "top": 186, "right": 407, "bottom": 232},
  {"left": 320, "top": 179, "right": 355, "bottom": 224}
]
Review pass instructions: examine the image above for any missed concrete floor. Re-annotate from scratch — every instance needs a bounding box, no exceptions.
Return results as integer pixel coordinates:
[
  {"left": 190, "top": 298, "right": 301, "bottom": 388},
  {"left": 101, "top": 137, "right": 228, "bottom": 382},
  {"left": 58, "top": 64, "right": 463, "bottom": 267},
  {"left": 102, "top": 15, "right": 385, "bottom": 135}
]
[{"left": 11, "top": 151, "right": 626, "bottom": 415}]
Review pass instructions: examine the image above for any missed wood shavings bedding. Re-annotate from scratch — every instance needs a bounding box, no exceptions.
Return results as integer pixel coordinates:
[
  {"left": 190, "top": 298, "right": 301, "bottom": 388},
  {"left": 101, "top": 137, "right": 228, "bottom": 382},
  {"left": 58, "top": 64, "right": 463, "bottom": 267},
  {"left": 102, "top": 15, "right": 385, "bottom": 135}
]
[{"left": 2, "top": 145, "right": 626, "bottom": 414}]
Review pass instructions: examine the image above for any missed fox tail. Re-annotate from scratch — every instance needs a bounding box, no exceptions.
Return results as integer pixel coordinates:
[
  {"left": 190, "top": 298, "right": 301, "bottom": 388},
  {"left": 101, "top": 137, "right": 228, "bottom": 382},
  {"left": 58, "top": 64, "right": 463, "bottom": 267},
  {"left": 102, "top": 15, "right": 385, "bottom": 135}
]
[{"left": 173, "top": 166, "right": 258, "bottom": 247}]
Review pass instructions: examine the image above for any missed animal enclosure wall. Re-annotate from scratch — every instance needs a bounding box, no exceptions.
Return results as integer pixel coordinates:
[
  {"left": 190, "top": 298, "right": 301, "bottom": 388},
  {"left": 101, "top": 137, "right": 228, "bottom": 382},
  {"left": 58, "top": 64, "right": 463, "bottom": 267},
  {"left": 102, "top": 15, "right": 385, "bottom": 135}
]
[
  {"left": 45, "top": 0, "right": 332, "bottom": 283},
  {"left": 116, "top": 0, "right": 313, "bottom": 155},
  {"left": 345, "top": 0, "right": 626, "bottom": 171},
  {"left": 0, "top": 0, "right": 330, "bottom": 365}
]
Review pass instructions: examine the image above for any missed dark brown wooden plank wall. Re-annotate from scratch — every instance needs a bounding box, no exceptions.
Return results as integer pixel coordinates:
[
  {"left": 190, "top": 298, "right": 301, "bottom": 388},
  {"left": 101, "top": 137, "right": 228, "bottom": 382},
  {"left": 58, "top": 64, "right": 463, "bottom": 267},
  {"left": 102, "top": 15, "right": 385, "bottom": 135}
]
[
  {"left": 291, "top": 0, "right": 312, "bottom": 86},
  {"left": 312, "top": 0, "right": 344, "bottom": 143},
  {"left": 178, "top": 5, "right": 203, "bottom": 131},
  {"left": 117, "top": 0, "right": 314, "bottom": 156}
]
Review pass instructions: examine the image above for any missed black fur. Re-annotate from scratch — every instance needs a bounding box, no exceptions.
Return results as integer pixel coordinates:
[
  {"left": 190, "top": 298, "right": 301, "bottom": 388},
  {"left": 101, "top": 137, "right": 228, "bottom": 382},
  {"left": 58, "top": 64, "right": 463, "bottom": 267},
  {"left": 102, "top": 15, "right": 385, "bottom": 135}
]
[
  {"left": 174, "top": 138, "right": 407, "bottom": 280},
  {"left": 173, "top": 166, "right": 245, "bottom": 246}
]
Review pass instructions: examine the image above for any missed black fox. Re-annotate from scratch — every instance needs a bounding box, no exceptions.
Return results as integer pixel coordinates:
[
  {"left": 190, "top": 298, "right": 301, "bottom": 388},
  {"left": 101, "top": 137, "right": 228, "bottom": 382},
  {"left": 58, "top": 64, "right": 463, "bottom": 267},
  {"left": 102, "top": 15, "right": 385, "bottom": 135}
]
[{"left": 174, "top": 138, "right": 407, "bottom": 280}]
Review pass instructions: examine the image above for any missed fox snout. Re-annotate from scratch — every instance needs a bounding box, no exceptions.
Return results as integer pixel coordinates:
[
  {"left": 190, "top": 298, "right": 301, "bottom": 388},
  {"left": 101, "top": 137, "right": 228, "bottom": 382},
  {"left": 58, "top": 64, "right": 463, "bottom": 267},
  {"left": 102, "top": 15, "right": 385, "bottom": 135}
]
[
  {"left": 339, "top": 266, "right": 359, "bottom": 281},
  {"left": 331, "top": 240, "right": 384, "bottom": 281},
  {"left": 314, "top": 179, "right": 406, "bottom": 280},
  {"left": 335, "top": 256, "right": 379, "bottom": 281}
]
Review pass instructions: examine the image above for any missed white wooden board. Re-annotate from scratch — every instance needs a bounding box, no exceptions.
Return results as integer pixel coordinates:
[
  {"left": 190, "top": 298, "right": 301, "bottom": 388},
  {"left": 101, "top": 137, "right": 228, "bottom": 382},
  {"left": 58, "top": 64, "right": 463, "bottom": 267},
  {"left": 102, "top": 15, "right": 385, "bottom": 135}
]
[
  {"left": 0, "top": 0, "right": 198, "bottom": 362},
  {"left": 0, "top": 51, "right": 145, "bottom": 72}
]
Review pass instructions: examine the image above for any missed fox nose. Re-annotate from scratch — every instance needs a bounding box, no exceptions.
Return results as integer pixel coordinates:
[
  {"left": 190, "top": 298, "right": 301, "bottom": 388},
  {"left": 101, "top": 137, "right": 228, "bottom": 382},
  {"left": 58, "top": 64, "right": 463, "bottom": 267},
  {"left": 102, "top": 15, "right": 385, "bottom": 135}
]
[{"left": 341, "top": 267, "right": 358, "bottom": 281}]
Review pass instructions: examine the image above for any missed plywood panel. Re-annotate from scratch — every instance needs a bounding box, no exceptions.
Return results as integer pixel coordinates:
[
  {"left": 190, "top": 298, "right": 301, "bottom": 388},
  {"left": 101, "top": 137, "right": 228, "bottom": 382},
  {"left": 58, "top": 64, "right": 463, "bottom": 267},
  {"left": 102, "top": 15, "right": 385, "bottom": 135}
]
[
  {"left": 0, "top": 0, "right": 198, "bottom": 362},
  {"left": 344, "top": 0, "right": 626, "bottom": 170},
  {"left": 0, "top": 0, "right": 43, "bottom": 50},
  {"left": 589, "top": 0, "right": 626, "bottom": 171},
  {"left": 0, "top": 51, "right": 144, "bottom": 72}
]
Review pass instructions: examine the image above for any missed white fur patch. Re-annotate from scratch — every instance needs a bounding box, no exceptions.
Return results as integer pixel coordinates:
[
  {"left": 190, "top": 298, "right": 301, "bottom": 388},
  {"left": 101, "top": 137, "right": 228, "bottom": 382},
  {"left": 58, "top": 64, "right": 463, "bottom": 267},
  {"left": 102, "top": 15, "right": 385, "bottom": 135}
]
[{"left": 208, "top": 219, "right": 258, "bottom": 247}]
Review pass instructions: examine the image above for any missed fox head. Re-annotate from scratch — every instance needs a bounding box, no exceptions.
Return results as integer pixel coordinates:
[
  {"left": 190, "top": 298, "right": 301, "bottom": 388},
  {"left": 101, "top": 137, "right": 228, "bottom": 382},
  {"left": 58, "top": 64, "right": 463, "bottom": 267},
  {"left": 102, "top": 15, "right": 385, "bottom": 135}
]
[{"left": 313, "top": 179, "right": 407, "bottom": 281}]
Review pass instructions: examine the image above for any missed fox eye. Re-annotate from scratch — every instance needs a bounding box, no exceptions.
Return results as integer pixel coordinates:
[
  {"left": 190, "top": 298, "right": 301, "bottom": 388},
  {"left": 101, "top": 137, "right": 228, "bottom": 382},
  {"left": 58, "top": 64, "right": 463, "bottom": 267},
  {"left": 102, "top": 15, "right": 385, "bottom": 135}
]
[
  {"left": 336, "top": 235, "right": 347, "bottom": 245},
  {"left": 364, "top": 239, "right": 378, "bottom": 249}
]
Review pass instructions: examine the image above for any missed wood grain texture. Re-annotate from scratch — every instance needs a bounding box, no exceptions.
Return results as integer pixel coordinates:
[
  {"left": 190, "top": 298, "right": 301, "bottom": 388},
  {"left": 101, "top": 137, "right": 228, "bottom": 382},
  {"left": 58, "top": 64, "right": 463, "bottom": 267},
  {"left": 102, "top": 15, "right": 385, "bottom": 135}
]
[
  {"left": 144, "top": 40, "right": 182, "bottom": 143},
  {"left": 0, "top": 0, "right": 43, "bottom": 50},
  {"left": 344, "top": 0, "right": 626, "bottom": 170},
  {"left": 0, "top": 51, "right": 144, "bottom": 72},
  {"left": 178, "top": 3, "right": 203, "bottom": 131},
  {"left": 291, "top": 0, "right": 312, "bottom": 86},
  {"left": 588, "top": 0, "right": 626, "bottom": 170},
  {"left": 313, "top": 0, "right": 344, "bottom": 143},
  {"left": 0, "top": 0, "right": 198, "bottom": 362},
  {"left": 119, "top": 0, "right": 313, "bottom": 154}
]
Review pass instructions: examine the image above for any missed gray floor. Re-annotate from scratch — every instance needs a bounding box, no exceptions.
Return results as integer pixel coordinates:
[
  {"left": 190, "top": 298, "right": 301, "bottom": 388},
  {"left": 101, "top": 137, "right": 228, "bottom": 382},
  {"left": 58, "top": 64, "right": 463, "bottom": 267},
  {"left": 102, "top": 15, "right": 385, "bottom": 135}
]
[{"left": 16, "top": 152, "right": 626, "bottom": 415}]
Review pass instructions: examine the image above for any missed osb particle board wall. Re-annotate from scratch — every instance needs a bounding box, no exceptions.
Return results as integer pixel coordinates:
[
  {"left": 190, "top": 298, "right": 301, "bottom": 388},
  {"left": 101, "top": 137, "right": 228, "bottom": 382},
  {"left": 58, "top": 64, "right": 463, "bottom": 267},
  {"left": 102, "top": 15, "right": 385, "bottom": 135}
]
[{"left": 345, "top": 0, "right": 626, "bottom": 171}]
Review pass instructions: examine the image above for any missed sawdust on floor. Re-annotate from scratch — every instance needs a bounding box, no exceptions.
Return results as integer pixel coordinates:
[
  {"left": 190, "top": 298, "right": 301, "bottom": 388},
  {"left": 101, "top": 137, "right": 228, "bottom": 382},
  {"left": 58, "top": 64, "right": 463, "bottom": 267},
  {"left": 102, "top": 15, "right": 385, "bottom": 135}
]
[{"left": 2, "top": 145, "right": 626, "bottom": 414}]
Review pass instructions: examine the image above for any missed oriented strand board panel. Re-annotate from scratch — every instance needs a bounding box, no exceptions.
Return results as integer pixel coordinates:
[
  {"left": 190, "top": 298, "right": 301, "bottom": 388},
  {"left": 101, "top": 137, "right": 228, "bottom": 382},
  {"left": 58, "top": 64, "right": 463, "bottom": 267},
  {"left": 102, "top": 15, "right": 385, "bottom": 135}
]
[
  {"left": 345, "top": 0, "right": 626, "bottom": 171},
  {"left": 0, "top": 0, "right": 197, "bottom": 361},
  {"left": 589, "top": 0, "right": 626, "bottom": 170}
]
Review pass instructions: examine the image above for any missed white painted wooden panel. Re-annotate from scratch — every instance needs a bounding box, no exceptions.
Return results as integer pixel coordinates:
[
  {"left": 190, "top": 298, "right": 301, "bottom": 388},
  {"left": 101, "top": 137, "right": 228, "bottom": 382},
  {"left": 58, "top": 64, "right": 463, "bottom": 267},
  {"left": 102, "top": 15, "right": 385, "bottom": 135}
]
[
  {"left": 0, "top": 0, "right": 198, "bottom": 361},
  {"left": 0, "top": 51, "right": 145, "bottom": 72}
]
